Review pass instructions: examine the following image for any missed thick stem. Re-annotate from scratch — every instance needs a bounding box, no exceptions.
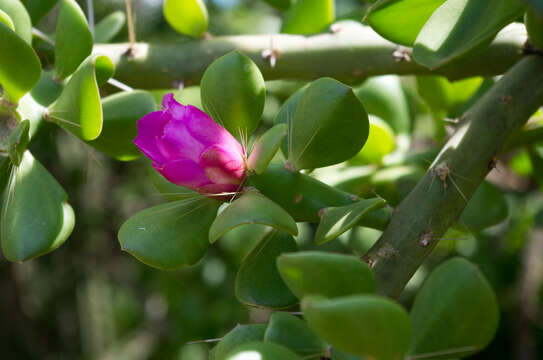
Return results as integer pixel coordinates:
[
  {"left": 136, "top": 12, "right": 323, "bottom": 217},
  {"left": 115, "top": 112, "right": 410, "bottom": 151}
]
[
  {"left": 364, "top": 55, "right": 543, "bottom": 298},
  {"left": 93, "top": 24, "right": 526, "bottom": 89}
]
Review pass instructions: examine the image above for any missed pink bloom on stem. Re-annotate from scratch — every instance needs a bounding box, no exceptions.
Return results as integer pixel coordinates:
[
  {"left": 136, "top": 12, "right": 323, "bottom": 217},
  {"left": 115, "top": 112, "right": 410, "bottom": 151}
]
[{"left": 134, "top": 94, "right": 246, "bottom": 195}]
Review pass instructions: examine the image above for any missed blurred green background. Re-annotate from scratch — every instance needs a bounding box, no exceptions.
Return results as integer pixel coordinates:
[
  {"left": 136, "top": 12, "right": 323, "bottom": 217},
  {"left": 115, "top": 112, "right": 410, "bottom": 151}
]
[{"left": 1, "top": 0, "right": 542, "bottom": 359}]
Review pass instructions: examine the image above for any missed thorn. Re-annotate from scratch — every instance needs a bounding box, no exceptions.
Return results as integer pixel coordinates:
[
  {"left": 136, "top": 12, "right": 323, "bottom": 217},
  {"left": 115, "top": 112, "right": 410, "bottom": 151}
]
[{"left": 418, "top": 229, "right": 433, "bottom": 247}]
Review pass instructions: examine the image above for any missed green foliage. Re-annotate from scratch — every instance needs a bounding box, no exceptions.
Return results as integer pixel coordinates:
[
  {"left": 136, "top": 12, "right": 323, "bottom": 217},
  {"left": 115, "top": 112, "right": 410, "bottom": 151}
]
[
  {"left": 1, "top": 151, "right": 74, "bottom": 261},
  {"left": 416, "top": 76, "right": 484, "bottom": 114},
  {"left": 87, "top": 90, "right": 156, "bottom": 161},
  {"left": 302, "top": 295, "right": 412, "bottom": 360},
  {"left": 118, "top": 197, "right": 220, "bottom": 270},
  {"left": 201, "top": 51, "right": 266, "bottom": 139},
  {"left": 0, "top": 20, "right": 41, "bottom": 103},
  {"left": 215, "top": 324, "right": 267, "bottom": 360},
  {"left": 409, "top": 257, "right": 500, "bottom": 358},
  {"left": 163, "top": 0, "right": 208, "bottom": 38},
  {"left": 7, "top": 118, "right": 29, "bottom": 166},
  {"left": 460, "top": 181, "right": 508, "bottom": 231},
  {"left": 225, "top": 341, "right": 301, "bottom": 360},
  {"left": 54, "top": 0, "right": 93, "bottom": 80},
  {"left": 247, "top": 123, "right": 287, "bottom": 174},
  {"left": 94, "top": 11, "right": 126, "bottom": 43},
  {"left": 235, "top": 230, "right": 298, "bottom": 308},
  {"left": 21, "top": 0, "right": 58, "bottom": 24},
  {"left": 277, "top": 251, "right": 375, "bottom": 299},
  {"left": 350, "top": 116, "right": 395, "bottom": 164},
  {"left": 526, "top": 9, "right": 543, "bottom": 50},
  {"left": 413, "top": 0, "right": 524, "bottom": 68},
  {"left": 281, "top": 0, "right": 334, "bottom": 34},
  {"left": 264, "top": 312, "right": 327, "bottom": 357},
  {"left": 48, "top": 55, "right": 114, "bottom": 141},
  {"left": 365, "top": 0, "right": 446, "bottom": 46},
  {"left": 287, "top": 78, "right": 369, "bottom": 170},
  {"left": 0, "top": 0, "right": 32, "bottom": 43},
  {"left": 209, "top": 191, "right": 298, "bottom": 243},
  {"left": 263, "top": 0, "right": 293, "bottom": 10}
]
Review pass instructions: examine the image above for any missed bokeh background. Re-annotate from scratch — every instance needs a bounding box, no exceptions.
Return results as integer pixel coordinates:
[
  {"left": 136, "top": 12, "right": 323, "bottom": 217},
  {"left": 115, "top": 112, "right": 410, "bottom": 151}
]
[{"left": 1, "top": 0, "right": 542, "bottom": 359}]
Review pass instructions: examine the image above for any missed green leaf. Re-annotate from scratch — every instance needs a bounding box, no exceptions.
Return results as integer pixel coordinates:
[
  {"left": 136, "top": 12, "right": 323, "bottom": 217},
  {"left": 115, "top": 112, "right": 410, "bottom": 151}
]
[
  {"left": 235, "top": 230, "right": 298, "bottom": 308},
  {"left": 277, "top": 251, "right": 375, "bottom": 299},
  {"left": 263, "top": 0, "right": 293, "bottom": 10},
  {"left": 287, "top": 78, "right": 369, "bottom": 170},
  {"left": 0, "top": 21, "right": 41, "bottom": 103},
  {"left": 248, "top": 123, "right": 287, "bottom": 174},
  {"left": 16, "top": 92, "right": 46, "bottom": 138},
  {"left": 520, "top": 0, "right": 543, "bottom": 17},
  {"left": 332, "top": 349, "right": 365, "bottom": 360},
  {"left": 150, "top": 87, "right": 203, "bottom": 110},
  {"left": 118, "top": 197, "right": 220, "bottom": 270},
  {"left": 0, "top": 9, "right": 14, "bottom": 29},
  {"left": 225, "top": 342, "right": 301, "bottom": 360},
  {"left": 1, "top": 151, "right": 74, "bottom": 261},
  {"left": 30, "top": 70, "right": 64, "bottom": 107},
  {"left": 22, "top": 0, "right": 58, "bottom": 24},
  {"left": 354, "top": 75, "right": 411, "bottom": 136},
  {"left": 526, "top": 9, "right": 543, "bottom": 51},
  {"left": 215, "top": 324, "right": 267, "bottom": 360},
  {"left": 0, "top": 0, "right": 32, "bottom": 43},
  {"left": 302, "top": 295, "right": 412, "bottom": 360},
  {"left": 264, "top": 312, "right": 327, "bottom": 357},
  {"left": 413, "top": 0, "right": 524, "bottom": 69},
  {"left": 281, "top": 0, "right": 334, "bottom": 34},
  {"left": 163, "top": 0, "right": 208, "bottom": 38},
  {"left": 87, "top": 90, "right": 156, "bottom": 161},
  {"left": 349, "top": 116, "right": 395, "bottom": 165},
  {"left": 8, "top": 119, "right": 29, "bottom": 166},
  {"left": 201, "top": 51, "right": 266, "bottom": 139},
  {"left": 274, "top": 85, "right": 306, "bottom": 157},
  {"left": 54, "top": 0, "right": 93, "bottom": 80},
  {"left": 48, "top": 55, "right": 115, "bottom": 141},
  {"left": 460, "top": 181, "right": 508, "bottom": 231},
  {"left": 148, "top": 165, "right": 198, "bottom": 201},
  {"left": 94, "top": 11, "right": 125, "bottom": 43},
  {"left": 416, "top": 76, "right": 484, "bottom": 114},
  {"left": 314, "top": 198, "right": 387, "bottom": 245},
  {"left": 365, "top": 0, "right": 446, "bottom": 46},
  {"left": 409, "top": 257, "right": 499, "bottom": 358},
  {"left": 209, "top": 191, "right": 298, "bottom": 243}
]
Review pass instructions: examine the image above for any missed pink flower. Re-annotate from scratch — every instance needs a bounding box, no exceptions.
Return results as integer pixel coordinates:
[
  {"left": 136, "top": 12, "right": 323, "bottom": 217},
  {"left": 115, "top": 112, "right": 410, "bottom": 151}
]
[{"left": 134, "top": 94, "right": 246, "bottom": 194}]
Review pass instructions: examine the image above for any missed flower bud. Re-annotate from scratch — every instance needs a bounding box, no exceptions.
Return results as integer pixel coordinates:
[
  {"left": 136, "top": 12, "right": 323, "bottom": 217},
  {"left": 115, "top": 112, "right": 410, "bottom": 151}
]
[{"left": 134, "top": 94, "right": 246, "bottom": 194}]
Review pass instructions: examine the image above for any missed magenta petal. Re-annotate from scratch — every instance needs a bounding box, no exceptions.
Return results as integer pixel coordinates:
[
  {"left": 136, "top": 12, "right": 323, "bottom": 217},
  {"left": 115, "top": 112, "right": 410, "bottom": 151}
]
[
  {"left": 199, "top": 183, "right": 238, "bottom": 194},
  {"left": 162, "top": 93, "right": 186, "bottom": 119},
  {"left": 200, "top": 145, "right": 245, "bottom": 185},
  {"left": 133, "top": 111, "right": 170, "bottom": 164},
  {"left": 154, "top": 159, "right": 210, "bottom": 189},
  {"left": 160, "top": 119, "right": 205, "bottom": 163}
]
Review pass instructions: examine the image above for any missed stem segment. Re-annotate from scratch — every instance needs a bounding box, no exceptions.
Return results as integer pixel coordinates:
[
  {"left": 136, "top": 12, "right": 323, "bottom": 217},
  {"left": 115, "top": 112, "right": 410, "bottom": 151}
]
[{"left": 364, "top": 55, "right": 543, "bottom": 298}]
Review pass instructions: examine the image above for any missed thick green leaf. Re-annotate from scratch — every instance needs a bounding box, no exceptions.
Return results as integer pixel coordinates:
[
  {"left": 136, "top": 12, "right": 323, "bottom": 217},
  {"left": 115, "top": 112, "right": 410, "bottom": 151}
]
[
  {"left": 16, "top": 92, "right": 45, "bottom": 138},
  {"left": 288, "top": 78, "right": 369, "bottom": 170},
  {"left": 148, "top": 165, "right": 198, "bottom": 201},
  {"left": 0, "top": 21, "right": 41, "bottom": 103},
  {"left": 0, "top": 9, "right": 14, "bottom": 29},
  {"left": 163, "top": 0, "right": 208, "bottom": 38},
  {"left": 460, "top": 181, "right": 508, "bottom": 231},
  {"left": 526, "top": 9, "right": 543, "bottom": 51},
  {"left": 281, "top": 0, "right": 334, "bottom": 34},
  {"left": 201, "top": 51, "right": 266, "bottom": 139},
  {"left": 235, "top": 230, "right": 298, "bottom": 308},
  {"left": 209, "top": 191, "right": 298, "bottom": 243},
  {"left": 54, "top": 0, "right": 93, "bottom": 80},
  {"left": 150, "top": 87, "right": 203, "bottom": 110},
  {"left": 413, "top": 0, "right": 524, "bottom": 69},
  {"left": 410, "top": 257, "right": 499, "bottom": 358},
  {"left": 225, "top": 342, "right": 301, "bottom": 360},
  {"left": 274, "top": 85, "right": 306, "bottom": 157},
  {"left": 0, "top": 0, "right": 32, "bottom": 43},
  {"left": 263, "top": 0, "right": 293, "bottom": 10},
  {"left": 354, "top": 75, "right": 411, "bottom": 136},
  {"left": 264, "top": 312, "right": 327, "bottom": 357},
  {"left": 94, "top": 11, "right": 125, "bottom": 43},
  {"left": 416, "top": 76, "right": 484, "bottom": 114},
  {"left": 315, "top": 198, "right": 386, "bottom": 245},
  {"left": 1, "top": 151, "right": 74, "bottom": 261},
  {"left": 277, "top": 251, "right": 375, "bottom": 299},
  {"left": 22, "top": 0, "right": 58, "bottom": 24},
  {"left": 302, "top": 295, "right": 412, "bottom": 360},
  {"left": 215, "top": 324, "right": 267, "bottom": 360},
  {"left": 365, "top": 0, "right": 446, "bottom": 46},
  {"left": 87, "top": 90, "right": 156, "bottom": 161},
  {"left": 8, "top": 119, "right": 29, "bottom": 166},
  {"left": 248, "top": 123, "right": 287, "bottom": 174},
  {"left": 118, "top": 197, "right": 220, "bottom": 270},
  {"left": 30, "top": 70, "right": 63, "bottom": 107},
  {"left": 349, "top": 116, "right": 395, "bottom": 165},
  {"left": 521, "top": 0, "right": 543, "bottom": 17},
  {"left": 332, "top": 349, "right": 365, "bottom": 360},
  {"left": 48, "top": 55, "right": 115, "bottom": 141}
]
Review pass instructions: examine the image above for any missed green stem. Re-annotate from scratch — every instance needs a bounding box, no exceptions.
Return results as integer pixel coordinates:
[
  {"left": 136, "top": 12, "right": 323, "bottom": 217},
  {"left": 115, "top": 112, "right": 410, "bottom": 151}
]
[
  {"left": 364, "top": 55, "right": 543, "bottom": 298},
  {"left": 93, "top": 25, "right": 526, "bottom": 89}
]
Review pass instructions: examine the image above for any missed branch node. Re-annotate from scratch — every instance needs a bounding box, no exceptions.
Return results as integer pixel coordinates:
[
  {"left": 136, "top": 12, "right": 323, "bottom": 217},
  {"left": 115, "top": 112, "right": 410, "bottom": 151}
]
[{"left": 418, "top": 229, "right": 434, "bottom": 247}]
